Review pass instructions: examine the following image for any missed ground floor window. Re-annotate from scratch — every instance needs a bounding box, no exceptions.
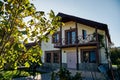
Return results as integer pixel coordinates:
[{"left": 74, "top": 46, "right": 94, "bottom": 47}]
[
  {"left": 81, "top": 49, "right": 96, "bottom": 63},
  {"left": 46, "top": 53, "right": 51, "bottom": 63},
  {"left": 45, "top": 50, "right": 60, "bottom": 63}
]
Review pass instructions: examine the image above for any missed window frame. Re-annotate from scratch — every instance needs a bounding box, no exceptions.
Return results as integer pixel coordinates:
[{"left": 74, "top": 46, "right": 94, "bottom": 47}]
[
  {"left": 65, "top": 28, "right": 76, "bottom": 45},
  {"left": 45, "top": 50, "right": 60, "bottom": 63},
  {"left": 81, "top": 49, "right": 97, "bottom": 63}
]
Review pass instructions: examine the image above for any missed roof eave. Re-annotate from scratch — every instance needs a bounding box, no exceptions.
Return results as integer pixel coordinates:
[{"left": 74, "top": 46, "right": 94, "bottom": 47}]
[{"left": 57, "top": 12, "right": 112, "bottom": 43}]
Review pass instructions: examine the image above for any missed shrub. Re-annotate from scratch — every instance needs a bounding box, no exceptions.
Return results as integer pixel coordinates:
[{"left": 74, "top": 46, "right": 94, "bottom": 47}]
[{"left": 51, "top": 68, "right": 82, "bottom": 80}]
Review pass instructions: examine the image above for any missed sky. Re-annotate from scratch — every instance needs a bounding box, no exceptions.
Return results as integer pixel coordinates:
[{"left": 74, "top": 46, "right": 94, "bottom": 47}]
[{"left": 31, "top": 0, "right": 120, "bottom": 47}]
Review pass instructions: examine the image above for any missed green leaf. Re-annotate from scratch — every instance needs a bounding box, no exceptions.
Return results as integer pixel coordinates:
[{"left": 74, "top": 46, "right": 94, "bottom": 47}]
[
  {"left": 13, "top": 43, "right": 19, "bottom": 50},
  {"left": 24, "top": 62, "right": 30, "bottom": 67},
  {"left": 3, "top": 0, "right": 7, "bottom": 2},
  {"left": 14, "top": 63, "right": 17, "bottom": 69},
  {"left": 49, "top": 10, "right": 55, "bottom": 18},
  {"left": 24, "top": 38, "right": 28, "bottom": 44},
  {"left": 20, "top": 31, "right": 27, "bottom": 35},
  {"left": 0, "top": 1, "right": 3, "bottom": 6},
  {"left": 40, "top": 11, "right": 44, "bottom": 16}
]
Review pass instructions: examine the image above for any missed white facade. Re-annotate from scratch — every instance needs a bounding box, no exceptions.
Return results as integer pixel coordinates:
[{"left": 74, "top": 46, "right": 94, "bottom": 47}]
[
  {"left": 42, "top": 22, "right": 109, "bottom": 61},
  {"left": 41, "top": 13, "right": 111, "bottom": 70}
]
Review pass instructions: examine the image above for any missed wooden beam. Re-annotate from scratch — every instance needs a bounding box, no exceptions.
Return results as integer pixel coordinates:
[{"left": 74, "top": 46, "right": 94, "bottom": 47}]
[
  {"left": 95, "top": 27, "right": 99, "bottom": 63},
  {"left": 76, "top": 22, "right": 79, "bottom": 70},
  {"left": 60, "top": 25, "right": 62, "bottom": 68}
]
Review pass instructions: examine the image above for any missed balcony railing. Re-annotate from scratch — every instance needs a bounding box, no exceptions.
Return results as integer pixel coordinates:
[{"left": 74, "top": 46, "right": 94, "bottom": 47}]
[
  {"left": 54, "top": 34, "right": 96, "bottom": 47},
  {"left": 78, "top": 34, "right": 96, "bottom": 44}
]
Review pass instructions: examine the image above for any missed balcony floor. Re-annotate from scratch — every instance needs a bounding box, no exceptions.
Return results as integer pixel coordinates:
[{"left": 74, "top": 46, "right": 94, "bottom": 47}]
[{"left": 54, "top": 42, "right": 98, "bottom": 48}]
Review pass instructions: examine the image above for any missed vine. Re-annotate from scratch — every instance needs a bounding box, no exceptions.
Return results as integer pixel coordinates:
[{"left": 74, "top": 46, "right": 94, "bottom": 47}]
[{"left": 93, "top": 32, "right": 109, "bottom": 59}]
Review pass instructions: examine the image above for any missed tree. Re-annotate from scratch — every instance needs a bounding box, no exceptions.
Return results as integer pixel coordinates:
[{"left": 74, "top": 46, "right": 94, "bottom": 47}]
[
  {"left": 110, "top": 48, "right": 120, "bottom": 65},
  {"left": 0, "top": 0, "right": 62, "bottom": 70}
]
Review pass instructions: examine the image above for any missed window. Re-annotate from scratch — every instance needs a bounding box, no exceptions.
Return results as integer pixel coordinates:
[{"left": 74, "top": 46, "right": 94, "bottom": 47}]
[
  {"left": 66, "top": 29, "right": 76, "bottom": 44},
  {"left": 45, "top": 51, "right": 60, "bottom": 63},
  {"left": 53, "top": 53, "right": 60, "bottom": 63},
  {"left": 82, "top": 30, "right": 87, "bottom": 39},
  {"left": 82, "top": 50, "right": 96, "bottom": 63},
  {"left": 46, "top": 53, "right": 51, "bottom": 63},
  {"left": 52, "top": 32, "right": 60, "bottom": 43},
  {"left": 89, "top": 51, "right": 96, "bottom": 63}
]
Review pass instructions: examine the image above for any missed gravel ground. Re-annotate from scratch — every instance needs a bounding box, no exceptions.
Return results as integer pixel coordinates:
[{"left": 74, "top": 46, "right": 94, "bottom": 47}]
[{"left": 13, "top": 69, "right": 107, "bottom": 80}]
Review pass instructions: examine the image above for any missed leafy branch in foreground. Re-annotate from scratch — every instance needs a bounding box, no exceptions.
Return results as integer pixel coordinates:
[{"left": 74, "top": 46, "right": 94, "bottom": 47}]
[{"left": 0, "top": 0, "right": 62, "bottom": 70}]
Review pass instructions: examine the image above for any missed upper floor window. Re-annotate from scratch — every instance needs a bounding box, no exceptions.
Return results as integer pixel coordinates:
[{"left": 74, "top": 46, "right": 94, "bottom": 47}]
[
  {"left": 82, "top": 30, "right": 87, "bottom": 39},
  {"left": 52, "top": 32, "right": 60, "bottom": 43},
  {"left": 65, "top": 29, "right": 76, "bottom": 45}
]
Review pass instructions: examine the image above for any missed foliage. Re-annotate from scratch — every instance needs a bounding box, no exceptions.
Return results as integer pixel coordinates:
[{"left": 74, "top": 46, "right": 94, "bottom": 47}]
[
  {"left": 0, "top": 68, "right": 45, "bottom": 80},
  {"left": 110, "top": 48, "right": 120, "bottom": 80},
  {"left": 73, "top": 72, "right": 82, "bottom": 80},
  {"left": 110, "top": 48, "right": 120, "bottom": 65},
  {"left": 0, "top": 0, "right": 62, "bottom": 70},
  {"left": 51, "top": 68, "right": 82, "bottom": 80},
  {"left": 93, "top": 32, "right": 104, "bottom": 48},
  {"left": 57, "top": 68, "right": 71, "bottom": 80},
  {"left": 0, "top": 70, "right": 30, "bottom": 79},
  {"left": 93, "top": 32, "right": 109, "bottom": 58}
]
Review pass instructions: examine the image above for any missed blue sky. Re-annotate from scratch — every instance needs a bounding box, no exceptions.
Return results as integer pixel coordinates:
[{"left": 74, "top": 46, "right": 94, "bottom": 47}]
[{"left": 31, "top": 0, "right": 120, "bottom": 47}]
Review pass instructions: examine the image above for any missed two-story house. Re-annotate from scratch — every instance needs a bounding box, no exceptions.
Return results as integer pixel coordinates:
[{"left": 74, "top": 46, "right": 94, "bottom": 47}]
[{"left": 41, "top": 13, "right": 112, "bottom": 71}]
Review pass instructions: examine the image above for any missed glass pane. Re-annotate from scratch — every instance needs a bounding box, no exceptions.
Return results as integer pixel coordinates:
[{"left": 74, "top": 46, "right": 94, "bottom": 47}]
[
  {"left": 55, "top": 34, "right": 57, "bottom": 43},
  {"left": 53, "top": 53, "right": 59, "bottom": 63},
  {"left": 67, "top": 32, "right": 71, "bottom": 44},
  {"left": 71, "top": 31, "right": 76, "bottom": 44},
  {"left": 83, "top": 51, "right": 89, "bottom": 63},
  {"left": 56, "top": 34, "right": 59, "bottom": 42},
  {"left": 46, "top": 53, "right": 51, "bottom": 63},
  {"left": 90, "top": 51, "right": 96, "bottom": 63},
  {"left": 82, "top": 30, "right": 87, "bottom": 39},
  {"left": 53, "top": 33, "right": 59, "bottom": 43}
]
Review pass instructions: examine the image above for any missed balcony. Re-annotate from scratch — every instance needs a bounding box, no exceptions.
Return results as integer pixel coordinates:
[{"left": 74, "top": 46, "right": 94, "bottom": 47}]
[{"left": 54, "top": 34, "right": 97, "bottom": 48}]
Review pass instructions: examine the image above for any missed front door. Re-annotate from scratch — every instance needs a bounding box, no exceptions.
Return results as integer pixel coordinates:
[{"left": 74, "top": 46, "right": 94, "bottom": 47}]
[{"left": 67, "top": 52, "right": 76, "bottom": 69}]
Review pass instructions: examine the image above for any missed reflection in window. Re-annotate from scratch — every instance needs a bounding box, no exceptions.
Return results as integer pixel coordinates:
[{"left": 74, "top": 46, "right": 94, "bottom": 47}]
[
  {"left": 71, "top": 31, "right": 76, "bottom": 44},
  {"left": 90, "top": 51, "right": 96, "bottom": 63},
  {"left": 83, "top": 52, "right": 89, "bottom": 63}
]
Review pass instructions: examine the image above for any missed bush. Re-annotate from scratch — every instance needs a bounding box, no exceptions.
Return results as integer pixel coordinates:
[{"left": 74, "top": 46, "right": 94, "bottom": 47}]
[
  {"left": 73, "top": 72, "right": 82, "bottom": 80},
  {"left": 51, "top": 68, "right": 82, "bottom": 80}
]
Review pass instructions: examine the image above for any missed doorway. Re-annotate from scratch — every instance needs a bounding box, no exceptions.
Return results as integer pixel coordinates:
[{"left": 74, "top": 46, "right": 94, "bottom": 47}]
[{"left": 67, "top": 52, "right": 76, "bottom": 69}]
